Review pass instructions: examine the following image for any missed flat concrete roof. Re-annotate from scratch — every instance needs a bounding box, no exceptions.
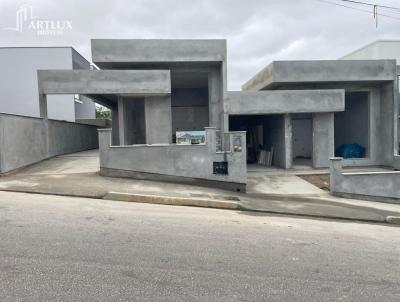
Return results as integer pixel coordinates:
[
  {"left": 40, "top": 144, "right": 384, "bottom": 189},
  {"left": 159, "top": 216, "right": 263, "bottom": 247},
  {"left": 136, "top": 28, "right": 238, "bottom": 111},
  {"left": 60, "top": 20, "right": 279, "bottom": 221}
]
[
  {"left": 91, "top": 39, "right": 226, "bottom": 68},
  {"left": 38, "top": 70, "right": 171, "bottom": 95},
  {"left": 242, "top": 60, "right": 397, "bottom": 91},
  {"left": 226, "top": 90, "right": 345, "bottom": 115},
  {"left": 0, "top": 46, "right": 90, "bottom": 66}
]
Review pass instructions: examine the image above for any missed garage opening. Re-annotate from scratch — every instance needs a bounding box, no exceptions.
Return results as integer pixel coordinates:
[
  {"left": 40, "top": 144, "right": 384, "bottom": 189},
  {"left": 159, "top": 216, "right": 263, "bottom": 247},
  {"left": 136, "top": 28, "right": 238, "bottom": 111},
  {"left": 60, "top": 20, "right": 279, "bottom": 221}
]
[
  {"left": 229, "top": 114, "right": 286, "bottom": 169},
  {"left": 292, "top": 113, "right": 313, "bottom": 168},
  {"left": 334, "top": 92, "right": 369, "bottom": 158}
]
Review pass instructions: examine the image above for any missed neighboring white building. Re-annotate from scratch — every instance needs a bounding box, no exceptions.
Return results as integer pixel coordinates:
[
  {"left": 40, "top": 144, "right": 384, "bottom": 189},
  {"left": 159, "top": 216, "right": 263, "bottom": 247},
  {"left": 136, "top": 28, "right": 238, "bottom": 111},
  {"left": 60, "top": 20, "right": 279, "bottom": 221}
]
[
  {"left": 341, "top": 40, "right": 400, "bottom": 145},
  {"left": 341, "top": 40, "right": 400, "bottom": 94},
  {"left": 341, "top": 40, "right": 400, "bottom": 64},
  {"left": 0, "top": 47, "right": 95, "bottom": 122}
]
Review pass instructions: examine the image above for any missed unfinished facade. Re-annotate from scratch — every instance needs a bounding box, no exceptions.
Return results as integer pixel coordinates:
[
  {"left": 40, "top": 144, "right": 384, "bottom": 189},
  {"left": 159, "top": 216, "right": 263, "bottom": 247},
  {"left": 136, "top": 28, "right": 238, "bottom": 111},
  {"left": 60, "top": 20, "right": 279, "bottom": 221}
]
[
  {"left": 241, "top": 60, "right": 398, "bottom": 170},
  {"left": 36, "top": 39, "right": 399, "bottom": 193}
]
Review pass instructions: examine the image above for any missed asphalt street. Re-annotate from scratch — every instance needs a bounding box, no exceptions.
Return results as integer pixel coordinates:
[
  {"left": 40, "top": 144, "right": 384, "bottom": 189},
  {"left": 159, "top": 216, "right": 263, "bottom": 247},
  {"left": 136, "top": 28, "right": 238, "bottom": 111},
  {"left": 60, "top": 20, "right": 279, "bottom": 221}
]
[{"left": 0, "top": 191, "right": 399, "bottom": 301}]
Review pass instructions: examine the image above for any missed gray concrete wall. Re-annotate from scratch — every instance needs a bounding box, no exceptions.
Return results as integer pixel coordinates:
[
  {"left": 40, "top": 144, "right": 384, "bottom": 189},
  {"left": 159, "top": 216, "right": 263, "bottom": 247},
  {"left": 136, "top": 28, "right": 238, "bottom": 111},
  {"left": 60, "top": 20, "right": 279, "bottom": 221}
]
[
  {"left": 243, "top": 60, "right": 397, "bottom": 91},
  {"left": 225, "top": 90, "right": 345, "bottom": 115},
  {"left": 98, "top": 128, "right": 246, "bottom": 191},
  {"left": 262, "top": 115, "right": 291, "bottom": 169},
  {"left": 91, "top": 39, "right": 227, "bottom": 65},
  {"left": 47, "top": 119, "right": 98, "bottom": 157},
  {"left": 171, "top": 88, "right": 209, "bottom": 132},
  {"left": 124, "top": 98, "right": 146, "bottom": 145},
  {"left": 145, "top": 95, "right": 172, "bottom": 144},
  {"left": 38, "top": 70, "right": 171, "bottom": 95},
  {"left": 0, "top": 113, "right": 98, "bottom": 174},
  {"left": 313, "top": 113, "right": 335, "bottom": 168},
  {"left": 330, "top": 158, "right": 400, "bottom": 201},
  {"left": 292, "top": 114, "right": 313, "bottom": 159}
]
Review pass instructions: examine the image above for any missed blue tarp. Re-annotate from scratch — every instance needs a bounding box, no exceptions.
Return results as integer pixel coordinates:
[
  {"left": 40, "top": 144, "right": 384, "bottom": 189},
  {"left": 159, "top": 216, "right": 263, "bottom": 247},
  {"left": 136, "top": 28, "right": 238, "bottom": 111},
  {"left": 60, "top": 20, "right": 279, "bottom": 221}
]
[{"left": 335, "top": 144, "right": 365, "bottom": 159}]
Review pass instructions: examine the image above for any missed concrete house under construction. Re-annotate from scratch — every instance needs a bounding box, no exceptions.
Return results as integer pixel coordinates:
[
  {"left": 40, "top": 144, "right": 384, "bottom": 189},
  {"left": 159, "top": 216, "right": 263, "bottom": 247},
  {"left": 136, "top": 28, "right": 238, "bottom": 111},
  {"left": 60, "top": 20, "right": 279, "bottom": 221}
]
[{"left": 36, "top": 39, "right": 399, "bottom": 193}]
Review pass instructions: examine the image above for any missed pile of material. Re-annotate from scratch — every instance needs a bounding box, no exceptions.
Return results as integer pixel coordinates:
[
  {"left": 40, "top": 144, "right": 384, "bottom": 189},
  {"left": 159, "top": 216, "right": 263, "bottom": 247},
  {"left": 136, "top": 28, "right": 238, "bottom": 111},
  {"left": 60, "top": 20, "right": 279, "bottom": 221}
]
[
  {"left": 257, "top": 147, "right": 274, "bottom": 166},
  {"left": 336, "top": 144, "right": 365, "bottom": 159}
]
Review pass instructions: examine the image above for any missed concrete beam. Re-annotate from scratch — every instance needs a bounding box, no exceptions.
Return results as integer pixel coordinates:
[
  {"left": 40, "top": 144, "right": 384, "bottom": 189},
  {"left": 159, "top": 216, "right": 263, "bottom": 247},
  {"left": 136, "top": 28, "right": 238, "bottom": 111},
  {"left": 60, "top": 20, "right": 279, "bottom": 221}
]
[
  {"left": 38, "top": 70, "right": 171, "bottom": 95},
  {"left": 91, "top": 39, "right": 226, "bottom": 65},
  {"left": 225, "top": 90, "right": 345, "bottom": 115},
  {"left": 313, "top": 113, "right": 334, "bottom": 168},
  {"left": 242, "top": 60, "right": 397, "bottom": 91}
]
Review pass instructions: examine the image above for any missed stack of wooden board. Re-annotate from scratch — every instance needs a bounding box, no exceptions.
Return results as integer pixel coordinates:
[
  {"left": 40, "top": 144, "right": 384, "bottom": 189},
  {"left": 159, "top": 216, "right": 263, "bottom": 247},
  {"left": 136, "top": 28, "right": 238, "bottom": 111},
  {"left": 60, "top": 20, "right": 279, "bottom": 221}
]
[{"left": 257, "top": 147, "right": 274, "bottom": 166}]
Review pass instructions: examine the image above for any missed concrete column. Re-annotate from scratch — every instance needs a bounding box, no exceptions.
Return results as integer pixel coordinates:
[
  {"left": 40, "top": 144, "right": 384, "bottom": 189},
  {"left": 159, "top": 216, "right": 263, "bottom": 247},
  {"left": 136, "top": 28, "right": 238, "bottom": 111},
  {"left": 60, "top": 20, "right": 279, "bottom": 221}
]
[
  {"left": 208, "top": 68, "right": 222, "bottom": 130},
  {"left": 205, "top": 127, "right": 217, "bottom": 152},
  {"left": 330, "top": 157, "right": 343, "bottom": 172},
  {"left": 312, "top": 113, "right": 335, "bottom": 168},
  {"left": 380, "top": 83, "right": 395, "bottom": 166},
  {"left": 329, "top": 157, "right": 343, "bottom": 193},
  {"left": 39, "top": 94, "right": 48, "bottom": 119},
  {"left": 117, "top": 96, "right": 127, "bottom": 145},
  {"left": 111, "top": 106, "right": 119, "bottom": 146},
  {"left": 284, "top": 114, "right": 292, "bottom": 169}
]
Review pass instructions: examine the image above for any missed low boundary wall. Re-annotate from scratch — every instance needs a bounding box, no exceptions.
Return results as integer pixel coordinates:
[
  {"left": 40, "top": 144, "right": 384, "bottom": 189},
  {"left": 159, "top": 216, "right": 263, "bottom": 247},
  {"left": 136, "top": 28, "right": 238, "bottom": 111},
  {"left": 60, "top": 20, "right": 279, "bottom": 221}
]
[
  {"left": 0, "top": 113, "right": 99, "bottom": 173},
  {"left": 98, "top": 127, "right": 247, "bottom": 192},
  {"left": 330, "top": 157, "right": 400, "bottom": 202}
]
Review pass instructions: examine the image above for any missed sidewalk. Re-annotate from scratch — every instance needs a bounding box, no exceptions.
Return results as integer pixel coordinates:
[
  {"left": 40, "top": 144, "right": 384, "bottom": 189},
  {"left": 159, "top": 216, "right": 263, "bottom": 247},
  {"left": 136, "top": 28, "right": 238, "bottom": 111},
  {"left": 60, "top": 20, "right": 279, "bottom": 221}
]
[{"left": 0, "top": 150, "right": 400, "bottom": 224}]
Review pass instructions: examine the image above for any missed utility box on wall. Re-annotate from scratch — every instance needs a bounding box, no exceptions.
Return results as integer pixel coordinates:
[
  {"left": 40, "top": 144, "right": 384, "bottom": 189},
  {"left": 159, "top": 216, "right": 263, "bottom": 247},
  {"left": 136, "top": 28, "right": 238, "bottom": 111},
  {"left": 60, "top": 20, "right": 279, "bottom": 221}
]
[{"left": 213, "top": 161, "right": 228, "bottom": 175}]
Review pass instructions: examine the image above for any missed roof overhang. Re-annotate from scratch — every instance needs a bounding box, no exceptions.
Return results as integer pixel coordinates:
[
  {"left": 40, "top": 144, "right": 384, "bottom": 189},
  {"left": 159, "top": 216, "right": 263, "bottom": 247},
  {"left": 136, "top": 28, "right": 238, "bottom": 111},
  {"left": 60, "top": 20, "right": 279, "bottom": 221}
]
[
  {"left": 242, "top": 60, "right": 397, "bottom": 91},
  {"left": 225, "top": 90, "right": 345, "bottom": 115},
  {"left": 38, "top": 69, "right": 171, "bottom": 95}
]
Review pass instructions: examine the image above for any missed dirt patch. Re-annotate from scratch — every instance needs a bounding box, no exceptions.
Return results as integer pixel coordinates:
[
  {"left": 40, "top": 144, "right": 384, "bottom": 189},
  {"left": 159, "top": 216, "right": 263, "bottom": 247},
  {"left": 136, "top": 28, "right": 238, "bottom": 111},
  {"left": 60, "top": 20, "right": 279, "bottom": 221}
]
[{"left": 299, "top": 174, "right": 330, "bottom": 191}]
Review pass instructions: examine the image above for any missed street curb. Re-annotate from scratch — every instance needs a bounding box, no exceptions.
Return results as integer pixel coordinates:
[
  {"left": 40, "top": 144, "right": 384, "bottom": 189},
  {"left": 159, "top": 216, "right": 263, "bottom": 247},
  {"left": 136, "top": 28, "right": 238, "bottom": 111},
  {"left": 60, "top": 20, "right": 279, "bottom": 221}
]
[
  {"left": 386, "top": 216, "right": 400, "bottom": 225},
  {"left": 1, "top": 189, "right": 399, "bottom": 225},
  {"left": 239, "top": 203, "right": 388, "bottom": 224},
  {"left": 103, "top": 192, "right": 240, "bottom": 210}
]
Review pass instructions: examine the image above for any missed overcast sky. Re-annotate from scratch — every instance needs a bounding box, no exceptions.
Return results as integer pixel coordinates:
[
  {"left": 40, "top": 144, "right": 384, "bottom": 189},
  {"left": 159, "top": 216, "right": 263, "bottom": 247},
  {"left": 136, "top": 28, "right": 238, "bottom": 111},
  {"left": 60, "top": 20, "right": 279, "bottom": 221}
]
[{"left": 0, "top": 0, "right": 399, "bottom": 90}]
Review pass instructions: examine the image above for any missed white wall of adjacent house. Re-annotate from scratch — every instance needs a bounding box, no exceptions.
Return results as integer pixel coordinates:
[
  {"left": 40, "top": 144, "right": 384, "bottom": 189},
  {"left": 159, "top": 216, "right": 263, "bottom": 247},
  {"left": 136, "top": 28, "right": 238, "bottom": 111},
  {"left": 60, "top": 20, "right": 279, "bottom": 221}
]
[
  {"left": 0, "top": 47, "right": 95, "bottom": 122},
  {"left": 341, "top": 40, "right": 400, "bottom": 152},
  {"left": 341, "top": 40, "right": 400, "bottom": 64}
]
